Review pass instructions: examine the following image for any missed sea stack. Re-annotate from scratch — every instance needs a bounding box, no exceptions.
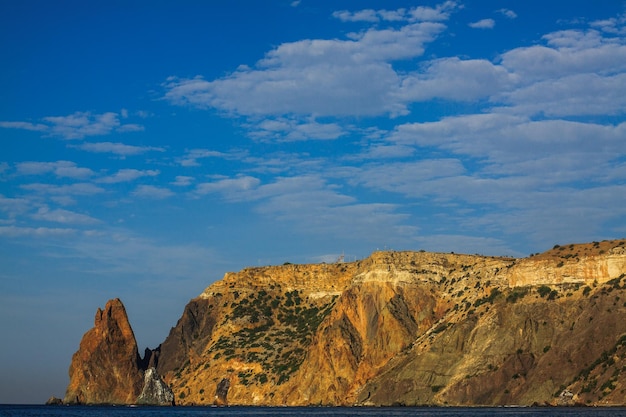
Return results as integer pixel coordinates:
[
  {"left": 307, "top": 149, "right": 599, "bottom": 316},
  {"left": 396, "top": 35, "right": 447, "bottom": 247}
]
[{"left": 64, "top": 298, "right": 145, "bottom": 404}]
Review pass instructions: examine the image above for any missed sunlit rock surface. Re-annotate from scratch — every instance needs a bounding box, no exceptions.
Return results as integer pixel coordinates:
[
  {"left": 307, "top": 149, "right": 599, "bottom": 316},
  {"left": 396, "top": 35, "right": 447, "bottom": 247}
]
[
  {"left": 64, "top": 298, "right": 145, "bottom": 405},
  {"left": 67, "top": 239, "right": 626, "bottom": 406}
]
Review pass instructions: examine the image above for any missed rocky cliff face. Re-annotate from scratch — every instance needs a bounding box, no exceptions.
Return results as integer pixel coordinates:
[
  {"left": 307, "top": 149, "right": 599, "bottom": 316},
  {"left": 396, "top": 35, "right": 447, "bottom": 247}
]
[
  {"left": 64, "top": 298, "right": 145, "bottom": 404},
  {"left": 66, "top": 239, "right": 626, "bottom": 406},
  {"left": 64, "top": 298, "right": 172, "bottom": 405}
]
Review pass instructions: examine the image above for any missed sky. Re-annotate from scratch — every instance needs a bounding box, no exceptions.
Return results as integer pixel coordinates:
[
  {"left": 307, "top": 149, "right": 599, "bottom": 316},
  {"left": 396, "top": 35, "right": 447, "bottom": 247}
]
[{"left": 1, "top": 0, "right": 626, "bottom": 404}]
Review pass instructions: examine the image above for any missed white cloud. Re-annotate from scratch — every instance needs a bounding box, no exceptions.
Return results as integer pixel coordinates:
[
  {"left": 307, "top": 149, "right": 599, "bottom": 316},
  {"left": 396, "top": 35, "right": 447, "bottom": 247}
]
[
  {"left": 469, "top": 19, "right": 495, "bottom": 29},
  {"left": 43, "top": 112, "right": 121, "bottom": 139},
  {"left": 21, "top": 182, "right": 105, "bottom": 196},
  {"left": 0, "top": 225, "right": 76, "bottom": 237},
  {"left": 251, "top": 175, "right": 416, "bottom": 241},
  {"left": 164, "top": 21, "right": 447, "bottom": 119},
  {"left": 195, "top": 175, "right": 261, "bottom": 199},
  {"left": 177, "top": 149, "right": 231, "bottom": 167},
  {"left": 0, "top": 195, "right": 30, "bottom": 219},
  {"left": 349, "top": 159, "right": 466, "bottom": 196},
  {"left": 500, "top": 29, "right": 626, "bottom": 80},
  {"left": 1, "top": 111, "right": 144, "bottom": 140},
  {"left": 164, "top": 10, "right": 626, "bottom": 132},
  {"left": 15, "top": 161, "right": 94, "bottom": 179},
  {"left": 333, "top": 9, "right": 379, "bottom": 23},
  {"left": 408, "top": 1, "right": 458, "bottom": 22},
  {"left": 398, "top": 57, "right": 513, "bottom": 102},
  {"left": 498, "top": 73, "right": 626, "bottom": 117},
  {"left": 332, "top": 3, "right": 458, "bottom": 23},
  {"left": 498, "top": 9, "right": 517, "bottom": 19},
  {"left": 76, "top": 141, "right": 165, "bottom": 156},
  {"left": 371, "top": 115, "right": 626, "bottom": 230},
  {"left": 171, "top": 176, "right": 194, "bottom": 187},
  {"left": 32, "top": 206, "right": 99, "bottom": 225},
  {"left": 0, "top": 121, "right": 48, "bottom": 132},
  {"left": 590, "top": 14, "right": 626, "bottom": 34},
  {"left": 131, "top": 185, "right": 174, "bottom": 199},
  {"left": 249, "top": 118, "right": 346, "bottom": 142},
  {"left": 98, "top": 169, "right": 160, "bottom": 184},
  {"left": 387, "top": 114, "right": 625, "bottom": 166},
  {"left": 114, "top": 124, "right": 144, "bottom": 133}
]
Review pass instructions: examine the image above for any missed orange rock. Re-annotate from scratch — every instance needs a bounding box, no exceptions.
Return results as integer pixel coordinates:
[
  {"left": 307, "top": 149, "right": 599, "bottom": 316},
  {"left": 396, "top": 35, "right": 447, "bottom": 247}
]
[{"left": 64, "top": 298, "right": 144, "bottom": 405}]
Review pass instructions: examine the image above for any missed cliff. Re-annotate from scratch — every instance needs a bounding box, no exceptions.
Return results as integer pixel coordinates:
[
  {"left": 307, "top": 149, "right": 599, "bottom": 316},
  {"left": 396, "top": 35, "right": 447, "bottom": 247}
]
[
  {"left": 66, "top": 239, "right": 626, "bottom": 406},
  {"left": 64, "top": 299, "right": 173, "bottom": 405},
  {"left": 64, "top": 298, "right": 144, "bottom": 404}
]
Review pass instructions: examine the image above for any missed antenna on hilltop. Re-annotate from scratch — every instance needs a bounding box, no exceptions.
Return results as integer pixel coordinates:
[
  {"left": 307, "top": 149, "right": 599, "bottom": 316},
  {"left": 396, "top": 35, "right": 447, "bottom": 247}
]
[{"left": 336, "top": 251, "right": 345, "bottom": 263}]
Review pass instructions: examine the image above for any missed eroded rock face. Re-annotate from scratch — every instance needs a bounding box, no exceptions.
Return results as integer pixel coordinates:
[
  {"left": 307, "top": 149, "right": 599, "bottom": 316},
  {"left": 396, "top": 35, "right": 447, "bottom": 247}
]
[
  {"left": 64, "top": 298, "right": 145, "bottom": 405},
  {"left": 214, "top": 378, "right": 230, "bottom": 405},
  {"left": 156, "top": 240, "right": 626, "bottom": 406},
  {"left": 66, "top": 240, "right": 626, "bottom": 406},
  {"left": 137, "top": 367, "right": 174, "bottom": 405}
]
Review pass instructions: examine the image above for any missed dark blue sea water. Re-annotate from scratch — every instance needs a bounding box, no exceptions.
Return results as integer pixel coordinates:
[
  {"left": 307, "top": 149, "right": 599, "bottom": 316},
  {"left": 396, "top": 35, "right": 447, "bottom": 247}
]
[{"left": 1, "top": 406, "right": 626, "bottom": 417}]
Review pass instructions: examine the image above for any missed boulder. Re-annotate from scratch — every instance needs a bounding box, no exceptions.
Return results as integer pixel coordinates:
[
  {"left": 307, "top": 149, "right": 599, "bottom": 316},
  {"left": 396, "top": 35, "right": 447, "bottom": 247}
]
[
  {"left": 137, "top": 367, "right": 174, "bottom": 405},
  {"left": 45, "top": 396, "right": 63, "bottom": 405}
]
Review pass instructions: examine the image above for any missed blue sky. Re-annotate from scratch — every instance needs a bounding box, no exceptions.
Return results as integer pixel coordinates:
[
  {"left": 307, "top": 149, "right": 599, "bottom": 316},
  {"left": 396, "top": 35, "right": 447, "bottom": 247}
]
[{"left": 1, "top": 0, "right": 626, "bottom": 404}]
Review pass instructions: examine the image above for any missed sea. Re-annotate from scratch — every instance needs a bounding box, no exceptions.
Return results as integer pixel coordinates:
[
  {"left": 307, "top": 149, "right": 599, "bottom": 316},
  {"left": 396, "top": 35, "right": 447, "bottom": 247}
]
[{"left": 1, "top": 406, "right": 626, "bottom": 417}]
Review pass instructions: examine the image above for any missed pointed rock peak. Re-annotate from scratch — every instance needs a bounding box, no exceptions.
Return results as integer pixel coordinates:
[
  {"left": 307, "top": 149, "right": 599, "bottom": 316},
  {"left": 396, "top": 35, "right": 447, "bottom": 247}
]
[
  {"left": 82, "top": 298, "right": 133, "bottom": 341},
  {"left": 64, "top": 298, "right": 145, "bottom": 405}
]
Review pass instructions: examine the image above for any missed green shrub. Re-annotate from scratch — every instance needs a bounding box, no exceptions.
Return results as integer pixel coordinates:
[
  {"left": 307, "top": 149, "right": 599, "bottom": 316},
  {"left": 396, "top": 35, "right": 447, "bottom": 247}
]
[
  {"left": 538, "top": 285, "right": 552, "bottom": 297},
  {"left": 506, "top": 288, "right": 528, "bottom": 303}
]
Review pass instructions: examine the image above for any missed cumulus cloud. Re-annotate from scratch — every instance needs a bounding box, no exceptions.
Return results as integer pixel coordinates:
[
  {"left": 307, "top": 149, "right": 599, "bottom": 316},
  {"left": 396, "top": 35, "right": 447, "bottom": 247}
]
[
  {"left": 333, "top": 9, "right": 379, "bottom": 23},
  {"left": 498, "top": 9, "right": 518, "bottom": 19},
  {"left": 249, "top": 118, "right": 346, "bottom": 142},
  {"left": 163, "top": 20, "right": 448, "bottom": 118},
  {"left": 250, "top": 175, "right": 416, "bottom": 241},
  {"left": 195, "top": 175, "right": 261, "bottom": 199},
  {"left": 76, "top": 141, "right": 165, "bottom": 156},
  {"left": 171, "top": 176, "right": 194, "bottom": 187},
  {"left": 15, "top": 161, "right": 94, "bottom": 179},
  {"left": 0, "top": 121, "right": 48, "bottom": 132},
  {"left": 0, "top": 225, "right": 76, "bottom": 237},
  {"left": 43, "top": 112, "right": 121, "bottom": 139},
  {"left": 131, "top": 185, "right": 174, "bottom": 199},
  {"left": 0, "top": 195, "right": 30, "bottom": 219},
  {"left": 591, "top": 14, "right": 626, "bottom": 34},
  {"left": 0, "top": 111, "right": 144, "bottom": 140},
  {"left": 32, "top": 206, "right": 100, "bottom": 225},
  {"left": 398, "top": 57, "right": 513, "bottom": 102},
  {"left": 97, "top": 169, "right": 160, "bottom": 184},
  {"left": 469, "top": 19, "right": 495, "bottom": 29},
  {"left": 498, "top": 73, "right": 626, "bottom": 117},
  {"left": 177, "top": 149, "right": 231, "bottom": 167},
  {"left": 373, "top": 114, "right": 626, "bottom": 232},
  {"left": 332, "top": 2, "right": 458, "bottom": 23},
  {"left": 500, "top": 29, "right": 626, "bottom": 80},
  {"left": 21, "top": 182, "right": 105, "bottom": 196}
]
